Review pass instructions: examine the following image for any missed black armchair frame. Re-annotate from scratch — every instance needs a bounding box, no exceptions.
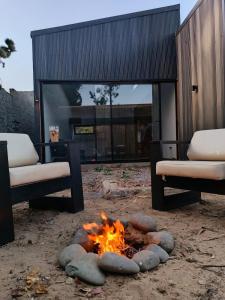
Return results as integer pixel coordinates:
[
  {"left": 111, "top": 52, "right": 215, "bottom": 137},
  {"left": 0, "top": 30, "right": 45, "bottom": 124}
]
[
  {"left": 0, "top": 141, "right": 84, "bottom": 246},
  {"left": 151, "top": 140, "right": 204, "bottom": 211}
]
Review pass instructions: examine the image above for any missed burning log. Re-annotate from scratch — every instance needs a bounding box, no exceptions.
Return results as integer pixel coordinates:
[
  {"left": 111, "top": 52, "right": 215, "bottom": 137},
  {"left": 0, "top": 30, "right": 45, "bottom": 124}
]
[
  {"left": 58, "top": 211, "right": 175, "bottom": 286},
  {"left": 125, "top": 223, "right": 160, "bottom": 247},
  {"left": 83, "top": 212, "right": 128, "bottom": 256}
]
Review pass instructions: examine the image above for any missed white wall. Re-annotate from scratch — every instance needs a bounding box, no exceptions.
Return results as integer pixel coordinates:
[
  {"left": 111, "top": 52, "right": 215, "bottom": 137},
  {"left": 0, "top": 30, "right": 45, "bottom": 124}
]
[{"left": 160, "top": 83, "right": 177, "bottom": 159}]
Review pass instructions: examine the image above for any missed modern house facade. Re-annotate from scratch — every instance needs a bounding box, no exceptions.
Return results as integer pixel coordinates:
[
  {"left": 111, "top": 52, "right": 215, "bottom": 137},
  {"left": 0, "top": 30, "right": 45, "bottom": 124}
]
[{"left": 31, "top": 5, "right": 179, "bottom": 163}]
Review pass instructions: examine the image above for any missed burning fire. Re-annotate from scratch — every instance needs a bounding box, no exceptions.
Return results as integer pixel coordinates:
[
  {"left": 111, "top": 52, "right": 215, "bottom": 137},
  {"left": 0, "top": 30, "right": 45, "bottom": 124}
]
[{"left": 83, "top": 212, "right": 127, "bottom": 255}]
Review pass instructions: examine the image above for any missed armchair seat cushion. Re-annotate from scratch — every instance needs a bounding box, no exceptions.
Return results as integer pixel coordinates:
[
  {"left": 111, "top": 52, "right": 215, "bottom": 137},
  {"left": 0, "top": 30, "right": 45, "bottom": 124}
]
[
  {"left": 10, "top": 162, "right": 70, "bottom": 187},
  {"left": 156, "top": 160, "right": 225, "bottom": 180}
]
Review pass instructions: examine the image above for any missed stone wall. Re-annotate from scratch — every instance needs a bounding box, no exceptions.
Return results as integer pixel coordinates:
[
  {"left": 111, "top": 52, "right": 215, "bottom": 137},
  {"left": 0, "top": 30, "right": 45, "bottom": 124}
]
[{"left": 0, "top": 88, "right": 34, "bottom": 141}]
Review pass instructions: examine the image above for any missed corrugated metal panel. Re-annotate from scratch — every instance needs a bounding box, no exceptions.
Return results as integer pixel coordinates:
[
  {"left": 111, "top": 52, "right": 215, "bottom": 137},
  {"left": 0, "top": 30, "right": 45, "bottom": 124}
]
[
  {"left": 176, "top": 0, "right": 225, "bottom": 142},
  {"left": 31, "top": 5, "right": 180, "bottom": 93}
]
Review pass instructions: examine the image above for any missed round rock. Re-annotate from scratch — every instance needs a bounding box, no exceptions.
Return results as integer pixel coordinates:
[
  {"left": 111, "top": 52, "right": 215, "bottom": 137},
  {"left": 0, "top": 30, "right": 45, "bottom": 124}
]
[
  {"left": 129, "top": 213, "right": 157, "bottom": 233},
  {"left": 58, "top": 244, "right": 86, "bottom": 268},
  {"left": 145, "top": 244, "right": 169, "bottom": 263},
  {"left": 98, "top": 252, "right": 140, "bottom": 274},
  {"left": 147, "top": 231, "right": 175, "bottom": 253},
  {"left": 132, "top": 250, "right": 160, "bottom": 272},
  {"left": 107, "top": 215, "right": 129, "bottom": 228},
  {"left": 65, "top": 253, "right": 106, "bottom": 286},
  {"left": 72, "top": 227, "right": 95, "bottom": 252}
]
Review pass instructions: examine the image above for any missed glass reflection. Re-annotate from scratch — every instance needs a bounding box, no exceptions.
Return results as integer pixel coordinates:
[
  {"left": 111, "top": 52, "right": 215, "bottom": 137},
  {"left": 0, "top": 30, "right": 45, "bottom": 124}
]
[{"left": 42, "top": 83, "right": 152, "bottom": 162}]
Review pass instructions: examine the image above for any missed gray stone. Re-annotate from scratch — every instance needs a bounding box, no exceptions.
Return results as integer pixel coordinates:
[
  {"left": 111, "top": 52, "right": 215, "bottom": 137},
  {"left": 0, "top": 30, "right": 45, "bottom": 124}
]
[
  {"left": 98, "top": 252, "right": 140, "bottom": 274},
  {"left": 72, "top": 227, "right": 95, "bottom": 252},
  {"left": 58, "top": 244, "right": 86, "bottom": 268},
  {"left": 102, "top": 180, "right": 150, "bottom": 200},
  {"left": 132, "top": 250, "right": 160, "bottom": 272},
  {"left": 65, "top": 253, "right": 106, "bottom": 286},
  {"left": 129, "top": 213, "right": 157, "bottom": 233},
  {"left": 102, "top": 180, "right": 128, "bottom": 199},
  {"left": 145, "top": 244, "right": 169, "bottom": 263},
  {"left": 147, "top": 231, "right": 175, "bottom": 253},
  {"left": 107, "top": 215, "right": 129, "bottom": 228}
]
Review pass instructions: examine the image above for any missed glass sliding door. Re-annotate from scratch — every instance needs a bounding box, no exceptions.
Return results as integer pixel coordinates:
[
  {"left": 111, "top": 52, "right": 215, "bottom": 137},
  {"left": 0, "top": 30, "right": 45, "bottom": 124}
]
[
  {"left": 42, "top": 83, "right": 98, "bottom": 162},
  {"left": 41, "top": 82, "right": 155, "bottom": 163},
  {"left": 95, "top": 85, "right": 112, "bottom": 161},
  {"left": 112, "top": 84, "right": 152, "bottom": 161}
]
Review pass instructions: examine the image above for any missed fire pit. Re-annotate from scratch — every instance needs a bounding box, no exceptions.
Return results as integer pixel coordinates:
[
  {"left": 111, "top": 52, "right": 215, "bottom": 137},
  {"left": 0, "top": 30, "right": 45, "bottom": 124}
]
[{"left": 58, "top": 212, "right": 175, "bottom": 286}]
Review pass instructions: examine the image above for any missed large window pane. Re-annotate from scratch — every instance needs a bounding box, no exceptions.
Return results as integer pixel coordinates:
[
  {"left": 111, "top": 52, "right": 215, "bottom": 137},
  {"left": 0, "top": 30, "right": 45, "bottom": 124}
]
[
  {"left": 112, "top": 85, "right": 152, "bottom": 160},
  {"left": 95, "top": 85, "right": 112, "bottom": 161},
  {"left": 42, "top": 83, "right": 153, "bottom": 163}
]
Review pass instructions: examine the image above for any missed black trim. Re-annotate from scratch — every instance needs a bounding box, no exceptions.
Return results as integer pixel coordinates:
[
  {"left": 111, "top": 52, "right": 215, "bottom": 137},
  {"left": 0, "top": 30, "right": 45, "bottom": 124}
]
[{"left": 0, "top": 141, "right": 14, "bottom": 246}]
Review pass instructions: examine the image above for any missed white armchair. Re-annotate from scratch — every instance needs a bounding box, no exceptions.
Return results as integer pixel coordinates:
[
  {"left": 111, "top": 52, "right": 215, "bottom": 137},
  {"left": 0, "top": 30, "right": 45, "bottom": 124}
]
[
  {"left": 151, "top": 129, "right": 225, "bottom": 211},
  {"left": 0, "top": 133, "right": 84, "bottom": 246}
]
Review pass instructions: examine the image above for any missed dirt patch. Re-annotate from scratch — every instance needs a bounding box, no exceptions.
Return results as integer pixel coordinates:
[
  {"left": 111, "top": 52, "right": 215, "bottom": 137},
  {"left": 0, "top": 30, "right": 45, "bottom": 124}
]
[{"left": 1, "top": 164, "right": 225, "bottom": 299}]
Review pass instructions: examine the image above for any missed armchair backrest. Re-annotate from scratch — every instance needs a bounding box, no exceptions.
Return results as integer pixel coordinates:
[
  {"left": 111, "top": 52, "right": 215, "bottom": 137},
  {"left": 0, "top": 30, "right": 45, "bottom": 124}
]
[
  {"left": 0, "top": 133, "right": 39, "bottom": 167},
  {"left": 187, "top": 129, "right": 225, "bottom": 161}
]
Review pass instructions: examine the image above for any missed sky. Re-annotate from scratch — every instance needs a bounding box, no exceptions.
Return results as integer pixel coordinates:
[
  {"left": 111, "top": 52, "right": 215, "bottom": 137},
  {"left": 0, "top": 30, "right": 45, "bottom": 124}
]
[{"left": 0, "top": 0, "right": 198, "bottom": 91}]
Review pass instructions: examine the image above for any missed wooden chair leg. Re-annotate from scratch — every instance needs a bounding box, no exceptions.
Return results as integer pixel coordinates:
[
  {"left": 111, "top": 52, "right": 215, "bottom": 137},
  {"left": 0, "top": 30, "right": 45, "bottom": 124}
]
[
  {"left": 0, "top": 202, "right": 14, "bottom": 246},
  {"left": 150, "top": 141, "right": 166, "bottom": 211},
  {"left": 68, "top": 142, "right": 84, "bottom": 213},
  {"left": 151, "top": 175, "right": 166, "bottom": 211},
  {"left": 0, "top": 141, "right": 14, "bottom": 245}
]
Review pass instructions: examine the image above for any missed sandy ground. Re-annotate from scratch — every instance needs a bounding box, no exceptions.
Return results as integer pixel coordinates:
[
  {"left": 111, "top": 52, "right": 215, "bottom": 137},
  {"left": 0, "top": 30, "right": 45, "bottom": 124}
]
[{"left": 1, "top": 164, "right": 225, "bottom": 300}]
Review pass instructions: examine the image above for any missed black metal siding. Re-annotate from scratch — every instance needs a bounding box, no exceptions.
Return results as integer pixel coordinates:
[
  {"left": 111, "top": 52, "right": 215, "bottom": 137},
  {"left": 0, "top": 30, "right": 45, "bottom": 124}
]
[{"left": 31, "top": 5, "right": 180, "bottom": 95}]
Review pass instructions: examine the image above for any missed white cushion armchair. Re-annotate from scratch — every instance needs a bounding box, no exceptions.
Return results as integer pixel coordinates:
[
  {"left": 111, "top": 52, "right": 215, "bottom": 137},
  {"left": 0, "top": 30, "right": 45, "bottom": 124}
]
[
  {"left": 151, "top": 129, "right": 225, "bottom": 211},
  {"left": 0, "top": 133, "right": 84, "bottom": 246}
]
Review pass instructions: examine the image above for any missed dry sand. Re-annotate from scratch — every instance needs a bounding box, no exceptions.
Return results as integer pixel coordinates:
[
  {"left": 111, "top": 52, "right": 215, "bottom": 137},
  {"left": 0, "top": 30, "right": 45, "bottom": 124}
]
[{"left": 1, "top": 164, "right": 225, "bottom": 299}]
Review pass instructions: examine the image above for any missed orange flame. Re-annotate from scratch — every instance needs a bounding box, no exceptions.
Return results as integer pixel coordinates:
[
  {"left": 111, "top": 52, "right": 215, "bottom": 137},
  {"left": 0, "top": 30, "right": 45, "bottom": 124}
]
[{"left": 83, "top": 212, "right": 127, "bottom": 255}]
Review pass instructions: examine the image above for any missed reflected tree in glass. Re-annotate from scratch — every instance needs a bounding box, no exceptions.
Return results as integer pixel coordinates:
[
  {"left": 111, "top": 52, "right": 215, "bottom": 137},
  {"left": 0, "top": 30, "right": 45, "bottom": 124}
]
[
  {"left": 89, "top": 85, "right": 119, "bottom": 105},
  {"left": 62, "top": 84, "right": 82, "bottom": 106}
]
